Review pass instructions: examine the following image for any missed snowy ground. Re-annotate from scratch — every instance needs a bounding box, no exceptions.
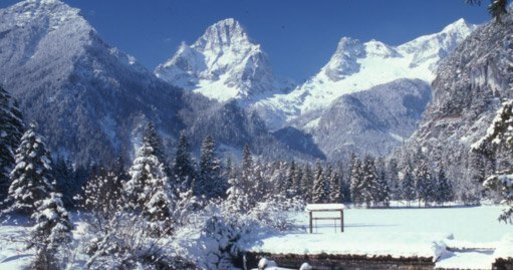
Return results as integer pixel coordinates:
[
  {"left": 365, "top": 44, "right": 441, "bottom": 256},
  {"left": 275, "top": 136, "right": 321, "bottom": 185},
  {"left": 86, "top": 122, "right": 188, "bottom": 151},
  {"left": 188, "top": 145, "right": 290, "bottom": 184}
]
[
  {"left": 0, "top": 206, "right": 511, "bottom": 269},
  {"left": 244, "top": 205, "right": 513, "bottom": 270}
]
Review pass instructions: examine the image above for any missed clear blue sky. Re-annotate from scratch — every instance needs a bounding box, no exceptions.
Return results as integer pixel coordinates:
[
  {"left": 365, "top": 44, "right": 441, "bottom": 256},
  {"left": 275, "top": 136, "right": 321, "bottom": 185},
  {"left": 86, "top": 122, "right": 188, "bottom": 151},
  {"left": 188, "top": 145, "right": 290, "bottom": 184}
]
[{"left": 1, "top": 0, "right": 490, "bottom": 82}]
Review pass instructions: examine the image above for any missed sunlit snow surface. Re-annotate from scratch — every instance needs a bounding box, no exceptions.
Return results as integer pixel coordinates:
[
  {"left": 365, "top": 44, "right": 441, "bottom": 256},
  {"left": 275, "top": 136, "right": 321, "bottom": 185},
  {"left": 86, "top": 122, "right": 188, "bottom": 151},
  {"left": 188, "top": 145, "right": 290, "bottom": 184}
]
[
  {"left": 0, "top": 206, "right": 511, "bottom": 269},
  {"left": 244, "top": 205, "right": 513, "bottom": 270}
]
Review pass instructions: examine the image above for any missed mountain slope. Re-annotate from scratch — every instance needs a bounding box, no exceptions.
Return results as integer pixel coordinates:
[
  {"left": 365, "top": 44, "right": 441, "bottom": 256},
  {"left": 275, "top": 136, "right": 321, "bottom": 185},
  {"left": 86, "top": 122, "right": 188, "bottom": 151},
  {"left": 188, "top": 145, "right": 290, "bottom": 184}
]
[
  {"left": 155, "top": 18, "right": 292, "bottom": 103},
  {"left": 304, "top": 79, "right": 431, "bottom": 160},
  {"left": 0, "top": 0, "right": 317, "bottom": 166},
  {"left": 0, "top": 0, "right": 189, "bottom": 165},
  {"left": 253, "top": 19, "right": 476, "bottom": 130},
  {"left": 402, "top": 9, "right": 513, "bottom": 167}
]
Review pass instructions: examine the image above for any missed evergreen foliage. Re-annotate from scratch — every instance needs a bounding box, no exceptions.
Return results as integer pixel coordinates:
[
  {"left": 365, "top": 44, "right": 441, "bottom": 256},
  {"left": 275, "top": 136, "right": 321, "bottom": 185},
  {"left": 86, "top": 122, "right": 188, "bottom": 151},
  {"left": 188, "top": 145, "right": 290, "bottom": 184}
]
[
  {"left": 0, "top": 86, "right": 24, "bottom": 201},
  {"left": 173, "top": 132, "right": 196, "bottom": 192},
  {"left": 4, "top": 125, "right": 55, "bottom": 215}
]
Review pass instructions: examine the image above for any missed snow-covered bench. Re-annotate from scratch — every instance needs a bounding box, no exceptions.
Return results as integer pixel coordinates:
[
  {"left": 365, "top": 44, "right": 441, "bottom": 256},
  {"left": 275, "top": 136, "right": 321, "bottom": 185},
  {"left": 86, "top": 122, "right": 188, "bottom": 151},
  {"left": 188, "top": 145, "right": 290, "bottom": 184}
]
[{"left": 305, "top": 203, "right": 345, "bottom": 233}]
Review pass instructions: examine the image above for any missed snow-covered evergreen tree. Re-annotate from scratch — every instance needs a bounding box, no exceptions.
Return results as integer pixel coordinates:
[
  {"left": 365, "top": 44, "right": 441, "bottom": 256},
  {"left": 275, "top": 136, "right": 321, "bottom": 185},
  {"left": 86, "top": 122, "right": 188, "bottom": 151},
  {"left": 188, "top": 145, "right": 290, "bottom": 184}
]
[
  {"left": 472, "top": 99, "right": 513, "bottom": 222},
  {"left": 413, "top": 158, "right": 435, "bottom": 207},
  {"left": 329, "top": 169, "right": 342, "bottom": 203},
  {"left": 197, "top": 136, "right": 224, "bottom": 198},
  {"left": 125, "top": 139, "right": 174, "bottom": 235},
  {"left": 350, "top": 156, "right": 364, "bottom": 205},
  {"left": 4, "top": 124, "right": 55, "bottom": 215},
  {"left": 285, "top": 161, "right": 298, "bottom": 198},
  {"left": 0, "top": 86, "right": 24, "bottom": 201},
  {"left": 435, "top": 166, "right": 453, "bottom": 205},
  {"left": 300, "top": 164, "right": 313, "bottom": 201},
  {"left": 173, "top": 132, "right": 196, "bottom": 192},
  {"left": 29, "top": 192, "right": 73, "bottom": 270},
  {"left": 387, "top": 158, "right": 400, "bottom": 200},
  {"left": 401, "top": 161, "right": 417, "bottom": 204},
  {"left": 360, "top": 155, "right": 379, "bottom": 208},
  {"left": 312, "top": 162, "right": 329, "bottom": 203},
  {"left": 374, "top": 158, "right": 390, "bottom": 207}
]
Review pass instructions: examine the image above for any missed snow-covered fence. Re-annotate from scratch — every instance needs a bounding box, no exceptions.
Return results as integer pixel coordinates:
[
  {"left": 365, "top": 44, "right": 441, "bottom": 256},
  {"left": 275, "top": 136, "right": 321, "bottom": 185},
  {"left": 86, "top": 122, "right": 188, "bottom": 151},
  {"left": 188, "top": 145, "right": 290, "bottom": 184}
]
[{"left": 305, "top": 204, "right": 345, "bottom": 233}]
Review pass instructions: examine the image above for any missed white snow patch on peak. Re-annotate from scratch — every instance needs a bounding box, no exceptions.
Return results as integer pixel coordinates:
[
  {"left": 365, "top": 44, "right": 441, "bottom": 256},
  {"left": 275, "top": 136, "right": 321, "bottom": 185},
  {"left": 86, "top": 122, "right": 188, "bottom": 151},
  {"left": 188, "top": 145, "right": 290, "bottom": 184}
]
[
  {"left": 155, "top": 18, "right": 292, "bottom": 102},
  {"left": 253, "top": 19, "right": 477, "bottom": 130},
  {"left": 5, "top": 0, "right": 89, "bottom": 31}
]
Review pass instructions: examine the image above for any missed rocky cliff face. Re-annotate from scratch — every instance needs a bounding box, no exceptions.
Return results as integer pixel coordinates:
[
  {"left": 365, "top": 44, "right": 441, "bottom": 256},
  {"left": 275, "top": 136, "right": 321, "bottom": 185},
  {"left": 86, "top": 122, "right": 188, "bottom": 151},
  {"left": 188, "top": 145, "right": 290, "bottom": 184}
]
[
  {"left": 155, "top": 18, "right": 292, "bottom": 103},
  {"left": 301, "top": 79, "right": 431, "bottom": 160},
  {"left": 405, "top": 10, "right": 513, "bottom": 157},
  {"left": 252, "top": 19, "right": 476, "bottom": 131}
]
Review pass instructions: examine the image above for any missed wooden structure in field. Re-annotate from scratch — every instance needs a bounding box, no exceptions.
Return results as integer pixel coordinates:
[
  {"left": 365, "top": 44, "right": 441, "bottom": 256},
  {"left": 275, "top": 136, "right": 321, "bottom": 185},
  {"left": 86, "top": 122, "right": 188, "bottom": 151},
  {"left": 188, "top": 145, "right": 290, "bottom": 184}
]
[{"left": 305, "top": 203, "right": 345, "bottom": 233}]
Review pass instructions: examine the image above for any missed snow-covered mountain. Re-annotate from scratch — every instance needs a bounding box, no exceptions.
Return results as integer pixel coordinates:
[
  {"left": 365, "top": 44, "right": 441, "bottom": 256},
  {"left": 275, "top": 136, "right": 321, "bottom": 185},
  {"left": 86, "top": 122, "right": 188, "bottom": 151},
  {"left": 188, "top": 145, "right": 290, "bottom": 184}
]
[
  {"left": 307, "top": 79, "right": 431, "bottom": 160},
  {"left": 155, "top": 18, "right": 292, "bottom": 102},
  {"left": 399, "top": 8, "right": 513, "bottom": 177},
  {"left": 253, "top": 19, "right": 476, "bottom": 130},
  {"left": 0, "top": 0, "right": 317, "bottom": 166}
]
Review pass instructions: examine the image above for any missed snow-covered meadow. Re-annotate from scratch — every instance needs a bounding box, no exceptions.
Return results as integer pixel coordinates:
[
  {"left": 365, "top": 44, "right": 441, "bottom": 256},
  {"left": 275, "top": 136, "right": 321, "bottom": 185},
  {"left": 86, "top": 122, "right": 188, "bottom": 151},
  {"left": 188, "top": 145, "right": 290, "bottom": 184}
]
[
  {"left": 245, "top": 205, "right": 513, "bottom": 270},
  {"left": 0, "top": 205, "right": 512, "bottom": 269}
]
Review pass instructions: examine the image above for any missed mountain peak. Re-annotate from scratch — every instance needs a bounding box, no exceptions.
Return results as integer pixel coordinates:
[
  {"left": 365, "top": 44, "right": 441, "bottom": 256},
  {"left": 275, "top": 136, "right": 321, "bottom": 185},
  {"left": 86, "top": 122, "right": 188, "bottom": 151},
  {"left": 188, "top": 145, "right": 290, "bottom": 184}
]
[
  {"left": 441, "top": 18, "right": 471, "bottom": 33},
  {"left": 4, "top": 0, "right": 89, "bottom": 31},
  {"left": 193, "top": 18, "right": 252, "bottom": 51}
]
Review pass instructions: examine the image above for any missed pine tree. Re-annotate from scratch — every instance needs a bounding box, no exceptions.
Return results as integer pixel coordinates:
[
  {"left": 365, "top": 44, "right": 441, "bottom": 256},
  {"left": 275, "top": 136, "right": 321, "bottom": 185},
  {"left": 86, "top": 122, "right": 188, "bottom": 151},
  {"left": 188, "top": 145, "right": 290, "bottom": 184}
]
[
  {"left": 143, "top": 123, "right": 167, "bottom": 165},
  {"left": 387, "top": 158, "right": 400, "bottom": 200},
  {"left": 300, "top": 164, "right": 314, "bottom": 201},
  {"left": 312, "top": 162, "right": 328, "bottom": 203},
  {"left": 4, "top": 125, "right": 55, "bottom": 215},
  {"left": 350, "top": 156, "right": 364, "bottom": 205},
  {"left": 197, "top": 136, "right": 224, "bottom": 198},
  {"left": 329, "top": 169, "right": 342, "bottom": 203},
  {"left": 173, "top": 132, "right": 196, "bottom": 192},
  {"left": 436, "top": 166, "right": 453, "bottom": 205},
  {"left": 29, "top": 192, "right": 73, "bottom": 270},
  {"left": 125, "top": 139, "right": 174, "bottom": 234},
  {"left": 0, "top": 86, "right": 24, "bottom": 201},
  {"left": 401, "top": 162, "right": 416, "bottom": 205},
  {"left": 373, "top": 158, "right": 390, "bottom": 207},
  {"left": 143, "top": 123, "right": 174, "bottom": 190},
  {"left": 285, "top": 161, "right": 297, "bottom": 198},
  {"left": 413, "top": 159, "right": 435, "bottom": 207},
  {"left": 360, "top": 155, "right": 379, "bottom": 208}
]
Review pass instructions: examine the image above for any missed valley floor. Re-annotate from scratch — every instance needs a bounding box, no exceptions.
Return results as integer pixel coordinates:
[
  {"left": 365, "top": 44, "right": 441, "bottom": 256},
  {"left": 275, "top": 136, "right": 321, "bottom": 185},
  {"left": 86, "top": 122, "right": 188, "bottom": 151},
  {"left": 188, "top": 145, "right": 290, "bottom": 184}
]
[{"left": 244, "top": 204, "right": 513, "bottom": 270}]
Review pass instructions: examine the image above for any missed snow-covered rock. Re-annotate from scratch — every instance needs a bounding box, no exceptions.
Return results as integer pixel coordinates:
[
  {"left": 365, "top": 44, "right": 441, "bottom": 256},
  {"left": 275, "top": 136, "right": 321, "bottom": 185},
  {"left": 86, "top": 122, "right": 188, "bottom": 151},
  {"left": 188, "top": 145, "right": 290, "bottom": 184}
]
[
  {"left": 400, "top": 7, "right": 513, "bottom": 180},
  {"left": 253, "top": 18, "right": 476, "bottom": 130},
  {"left": 155, "top": 18, "right": 293, "bottom": 102}
]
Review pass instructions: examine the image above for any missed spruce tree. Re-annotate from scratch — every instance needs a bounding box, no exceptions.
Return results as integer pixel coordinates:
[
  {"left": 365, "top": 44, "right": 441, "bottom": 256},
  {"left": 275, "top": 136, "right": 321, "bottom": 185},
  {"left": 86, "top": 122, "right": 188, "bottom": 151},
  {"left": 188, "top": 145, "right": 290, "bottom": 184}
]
[
  {"left": 29, "top": 192, "right": 73, "bottom": 270},
  {"left": 173, "top": 132, "right": 196, "bottom": 192},
  {"left": 285, "top": 161, "right": 297, "bottom": 198},
  {"left": 300, "top": 164, "right": 314, "bottom": 201},
  {"left": 387, "top": 158, "right": 400, "bottom": 200},
  {"left": 4, "top": 125, "right": 55, "bottom": 215},
  {"left": 360, "top": 155, "right": 379, "bottom": 208},
  {"left": 197, "top": 136, "right": 224, "bottom": 198},
  {"left": 436, "top": 166, "right": 453, "bottom": 205},
  {"left": 329, "top": 169, "right": 342, "bottom": 203},
  {"left": 413, "top": 159, "right": 435, "bottom": 207},
  {"left": 401, "top": 162, "right": 417, "bottom": 205},
  {"left": 312, "top": 162, "right": 329, "bottom": 203},
  {"left": 374, "top": 158, "right": 390, "bottom": 207},
  {"left": 350, "top": 156, "right": 363, "bottom": 205},
  {"left": 0, "top": 86, "right": 24, "bottom": 201},
  {"left": 125, "top": 139, "right": 174, "bottom": 234}
]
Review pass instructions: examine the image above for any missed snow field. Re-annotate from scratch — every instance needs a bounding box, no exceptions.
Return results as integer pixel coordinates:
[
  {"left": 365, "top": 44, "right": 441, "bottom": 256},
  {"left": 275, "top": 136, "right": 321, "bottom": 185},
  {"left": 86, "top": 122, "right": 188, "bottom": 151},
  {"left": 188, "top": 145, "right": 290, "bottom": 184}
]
[{"left": 244, "top": 205, "right": 513, "bottom": 269}]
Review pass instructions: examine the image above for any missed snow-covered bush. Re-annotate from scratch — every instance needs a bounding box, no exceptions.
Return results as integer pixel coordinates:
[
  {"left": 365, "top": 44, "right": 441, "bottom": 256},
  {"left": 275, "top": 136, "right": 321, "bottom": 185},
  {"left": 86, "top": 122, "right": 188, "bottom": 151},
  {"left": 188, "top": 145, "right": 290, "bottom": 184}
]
[
  {"left": 29, "top": 192, "right": 73, "bottom": 270},
  {"left": 83, "top": 211, "right": 197, "bottom": 270}
]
